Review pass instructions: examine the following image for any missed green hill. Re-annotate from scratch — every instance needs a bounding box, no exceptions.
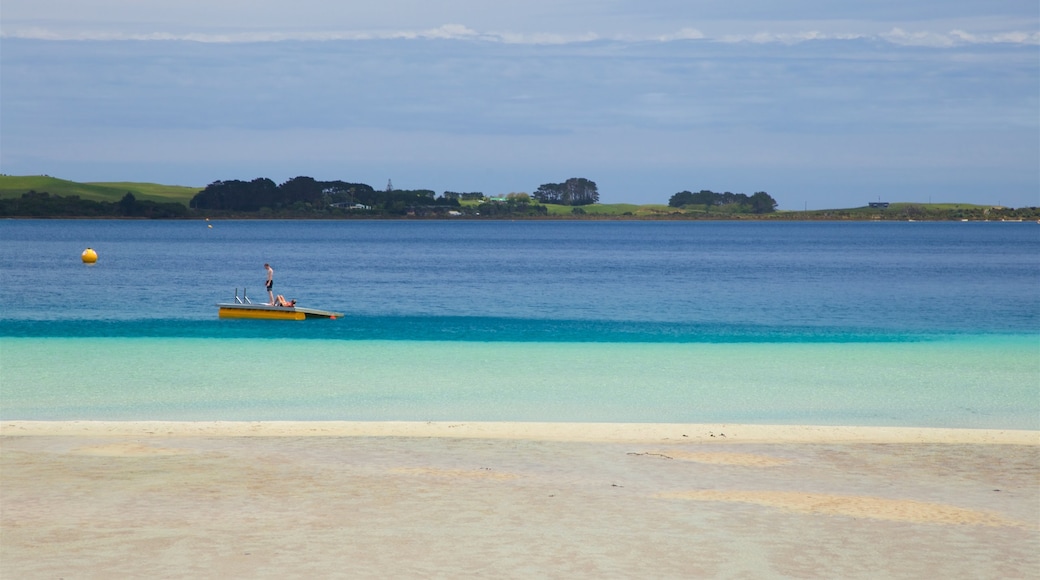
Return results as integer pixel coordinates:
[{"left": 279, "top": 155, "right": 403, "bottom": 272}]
[{"left": 0, "top": 175, "right": 201, "bottom": 205}]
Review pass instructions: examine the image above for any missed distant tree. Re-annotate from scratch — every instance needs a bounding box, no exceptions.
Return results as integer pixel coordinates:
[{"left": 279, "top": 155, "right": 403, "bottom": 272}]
[
  {"left": 563, "top": 178, "right": 598, "bottom": 205},
  {"left": 323, "top": 181, "right": 375, "bottom": 206},
  {"left": 691, "top": 190, "right": 717, "bottom": 207},
  {"left": 720, "top": 191, "right": 750, "bottom": 208},
  {"left": 191, "top": 179, "right": 260, "bottom": 211},
  {"left": 669, "top": 189, "right": 775, "bottom": 213},
  {"left": 279, "top": 176, "right": 324, "bottom": 207},
  {"left": 670, "top": 190, "right": 719, "bottom": 208},
  {"left": 119, "top": 192, "right": 137, "bottom": 216},
  {"left": 668, "top": 191, "right": 694, "bottom": 207},
  {"left": 749, "top": 191, "right": 777, "bottom": 214},
  {"left": 533, "top": 178, "right": 598, "bottom": 206},
  {"left": 435, "top": 195, "right": 461, "bottom": 207},
  {"left": 534, "top": 183, "right": 563, "bottom": 204}
]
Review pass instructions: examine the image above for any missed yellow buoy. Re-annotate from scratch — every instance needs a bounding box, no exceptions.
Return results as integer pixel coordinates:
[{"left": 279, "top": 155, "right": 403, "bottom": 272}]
[{"left": 81, "top": 248, "right": 98, "bottom": 263}]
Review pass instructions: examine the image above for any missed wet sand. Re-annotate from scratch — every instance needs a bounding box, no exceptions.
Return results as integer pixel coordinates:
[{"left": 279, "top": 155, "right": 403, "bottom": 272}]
[{"left": 2, "top": 422, "right": 1038, "bottom": 578}]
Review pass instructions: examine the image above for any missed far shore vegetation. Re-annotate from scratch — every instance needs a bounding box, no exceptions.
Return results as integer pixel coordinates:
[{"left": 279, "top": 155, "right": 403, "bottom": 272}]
[{"left": 1, "top": 174, "right": 1037, "bottom": 221}]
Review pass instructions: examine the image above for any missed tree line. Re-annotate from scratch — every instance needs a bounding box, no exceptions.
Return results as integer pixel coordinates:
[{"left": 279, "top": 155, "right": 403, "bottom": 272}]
[
  {"left": 0, "top": 175, "right": 794, "bottom": 219},
  {"left": 0, "top": 191, "right": 189, "bottom": 218},
  {"left": 188, "top": 177, "right": 459, "bottom": 214},
  {"left": 669, "top": 190, "right": 777, "bottom": 214},
  {"left": 533, "top": 178, "right": 599, "bottom": 206},
  {"left": 188, "top": 176, "right": 603, "bottom": 214}
]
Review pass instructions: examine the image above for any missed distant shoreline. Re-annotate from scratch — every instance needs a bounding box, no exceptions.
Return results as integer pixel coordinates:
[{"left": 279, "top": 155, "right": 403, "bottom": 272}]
[
  {"left": 3, "top": 175, "right": 1037, "bottom": 221},
  {"left": 4, "top": 214, "right": 1039, "bottom": 222}
]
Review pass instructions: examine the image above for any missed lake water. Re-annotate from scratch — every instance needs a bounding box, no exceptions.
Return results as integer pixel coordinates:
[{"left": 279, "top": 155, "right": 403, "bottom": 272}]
[{"left": 1, "top": 220, "right": 1037, "bottom": 428}]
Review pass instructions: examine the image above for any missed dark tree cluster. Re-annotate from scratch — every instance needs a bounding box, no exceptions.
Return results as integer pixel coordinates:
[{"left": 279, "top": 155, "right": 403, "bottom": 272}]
[
  {"left": 190, "top": 177, "right": 460, "bottom": 215},
  {"left": 0, "top": 191, "right": 189, "bottom": 218},
  {"left": 532, "top": 178, "right": 599, "bottom": 206},
  {"left": 668, "top": 189, "right": 777, "bottom": 214},
  {"left": 190, "top": 177, "right": 376, "bottom": 211}
]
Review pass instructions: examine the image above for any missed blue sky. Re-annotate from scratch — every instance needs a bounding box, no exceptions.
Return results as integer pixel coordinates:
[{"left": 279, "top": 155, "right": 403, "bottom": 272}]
[{"left": 2, "top": 1, "right": 1037, "bottom": 208}]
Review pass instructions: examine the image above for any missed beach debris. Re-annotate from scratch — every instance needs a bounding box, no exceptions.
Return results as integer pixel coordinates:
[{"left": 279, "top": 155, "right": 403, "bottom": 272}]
[{"left": 627, "top": 452, "right": 673, "bottom": 460}]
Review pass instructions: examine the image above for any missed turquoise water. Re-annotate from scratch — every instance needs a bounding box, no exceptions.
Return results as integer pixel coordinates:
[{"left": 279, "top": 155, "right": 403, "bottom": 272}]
[
  {"left": 1, "top": 220, "right": 1037, "bottom": 427},
  {"left": 2, "top": 337, "right": 1037, "bottom": 427}
]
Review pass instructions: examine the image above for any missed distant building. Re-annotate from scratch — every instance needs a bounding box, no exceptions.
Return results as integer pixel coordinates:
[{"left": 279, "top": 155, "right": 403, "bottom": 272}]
[{"left": 869, "top": 202, "right": 890, "bottom": 209}]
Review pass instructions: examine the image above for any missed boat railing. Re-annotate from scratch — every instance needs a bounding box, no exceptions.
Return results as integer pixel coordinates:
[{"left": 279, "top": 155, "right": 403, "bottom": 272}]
[{"left": 233, "top": 288, "right": 255, "bottom": 304}]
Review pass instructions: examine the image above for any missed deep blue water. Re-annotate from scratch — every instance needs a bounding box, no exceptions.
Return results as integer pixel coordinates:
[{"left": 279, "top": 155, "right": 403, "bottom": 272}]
[
  {"left": 1, "top": 220, "right": 1038, "bottom": 426},
  {"left": 2, "top": 220, "right": 1038, "bottom": 337}
]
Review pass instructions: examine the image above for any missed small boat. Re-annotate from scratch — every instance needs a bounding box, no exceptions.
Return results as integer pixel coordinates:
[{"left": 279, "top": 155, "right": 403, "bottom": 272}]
[{"left": 217, "top": 289, "right": 343, "bottom": 320}]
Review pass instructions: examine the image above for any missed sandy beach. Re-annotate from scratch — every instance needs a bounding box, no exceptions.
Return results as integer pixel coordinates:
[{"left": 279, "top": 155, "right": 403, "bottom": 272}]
[{"left": 2, "top": 421, "right": 1038, "bottom": 578}]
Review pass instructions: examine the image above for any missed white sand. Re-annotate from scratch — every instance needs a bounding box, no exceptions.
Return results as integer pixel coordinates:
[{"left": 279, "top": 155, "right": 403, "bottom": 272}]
[
  {"left": 3, "top": 420, "right": 1037, "bottom": 444},
  {"left": 2, "top": 422, "right": 1038, "bottom": 578}
]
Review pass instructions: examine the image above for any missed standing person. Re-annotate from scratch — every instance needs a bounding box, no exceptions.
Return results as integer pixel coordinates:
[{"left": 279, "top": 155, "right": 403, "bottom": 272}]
[{"left": 264, "top": 263, "right": 274, "bottom": 305}]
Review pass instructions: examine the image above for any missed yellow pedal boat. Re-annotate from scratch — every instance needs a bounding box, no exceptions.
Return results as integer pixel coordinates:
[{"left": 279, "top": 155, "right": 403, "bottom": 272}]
[{"left": 217, "top": 289, "right": 343, "bottom": 320}]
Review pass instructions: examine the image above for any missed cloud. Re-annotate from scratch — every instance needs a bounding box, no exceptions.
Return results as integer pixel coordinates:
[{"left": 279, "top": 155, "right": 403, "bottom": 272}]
[
  {"left": 0, "top": 24, "right": 486, "bottom": 43},
  {"left": 3, "top": 23, "right": 1037, "bottom": 47},
  {"left": 656, "top": 28, "right": 705, "bottom": 42},
  {"left": 717, "top": 30, "right": 868, "bottom": 44},
  {"left": 880, "top": 27, "right": 1040, "bottom": 47}
]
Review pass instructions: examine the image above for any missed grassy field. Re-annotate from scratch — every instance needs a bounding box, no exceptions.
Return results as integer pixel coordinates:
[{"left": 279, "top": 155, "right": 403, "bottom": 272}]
[{"left": 0, "top": 175, "right": 201, "bottom": 204}]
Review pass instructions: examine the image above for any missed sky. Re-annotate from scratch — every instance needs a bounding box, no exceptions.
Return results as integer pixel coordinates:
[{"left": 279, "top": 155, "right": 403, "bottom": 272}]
[{"left": 2, "top": 1, "right": 1038, "bottom": 209}]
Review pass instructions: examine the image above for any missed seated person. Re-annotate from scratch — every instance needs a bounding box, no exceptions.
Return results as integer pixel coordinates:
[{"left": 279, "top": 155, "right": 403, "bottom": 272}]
[{"left": 275, "top": 295, "right": 297, "bottom": 307}]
